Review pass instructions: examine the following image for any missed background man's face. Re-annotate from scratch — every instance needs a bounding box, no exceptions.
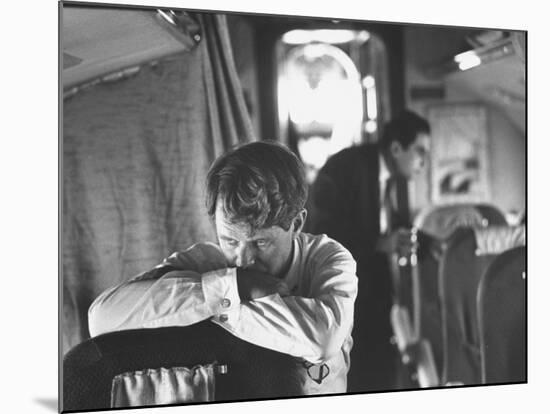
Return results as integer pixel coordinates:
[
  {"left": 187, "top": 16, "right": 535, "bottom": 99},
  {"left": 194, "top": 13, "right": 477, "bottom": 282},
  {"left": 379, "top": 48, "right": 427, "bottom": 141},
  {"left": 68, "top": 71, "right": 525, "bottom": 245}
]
[
  {"left": 392, "top": 132, "right": 430, "bottom": 179},
  {"left": 214, "top": 205, "right": 296, "bottom": 278}
]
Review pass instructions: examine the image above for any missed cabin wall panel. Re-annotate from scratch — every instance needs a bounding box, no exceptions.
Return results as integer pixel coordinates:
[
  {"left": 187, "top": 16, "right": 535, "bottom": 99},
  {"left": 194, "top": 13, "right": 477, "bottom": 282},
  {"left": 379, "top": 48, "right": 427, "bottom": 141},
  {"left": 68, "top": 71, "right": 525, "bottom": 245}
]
[{"left": 404, "top": 26, "right": 525, "bottom": 219}]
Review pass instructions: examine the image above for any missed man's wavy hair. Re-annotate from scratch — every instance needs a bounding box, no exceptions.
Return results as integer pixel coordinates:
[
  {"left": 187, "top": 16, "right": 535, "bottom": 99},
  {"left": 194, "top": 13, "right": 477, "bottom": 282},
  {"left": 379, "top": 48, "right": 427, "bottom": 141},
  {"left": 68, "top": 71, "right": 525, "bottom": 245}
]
[{"left": 206, "top": 141, "right": 307, "bottom": 231}]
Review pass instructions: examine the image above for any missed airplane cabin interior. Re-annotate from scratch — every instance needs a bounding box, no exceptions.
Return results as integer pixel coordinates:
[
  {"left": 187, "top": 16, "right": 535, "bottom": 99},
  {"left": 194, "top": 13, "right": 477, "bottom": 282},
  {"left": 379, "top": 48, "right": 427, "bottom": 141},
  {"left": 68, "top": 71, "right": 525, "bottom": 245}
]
[{"left": 61, "top": 2, "right": 526, "bottom": 411}]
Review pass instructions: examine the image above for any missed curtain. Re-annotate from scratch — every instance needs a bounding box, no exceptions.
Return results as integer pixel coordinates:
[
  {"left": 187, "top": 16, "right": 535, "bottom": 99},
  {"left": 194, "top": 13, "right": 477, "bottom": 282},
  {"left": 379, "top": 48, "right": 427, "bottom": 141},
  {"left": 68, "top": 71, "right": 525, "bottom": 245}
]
[{"left": 62, "top": 14, "right": 254, "bottom": 355}]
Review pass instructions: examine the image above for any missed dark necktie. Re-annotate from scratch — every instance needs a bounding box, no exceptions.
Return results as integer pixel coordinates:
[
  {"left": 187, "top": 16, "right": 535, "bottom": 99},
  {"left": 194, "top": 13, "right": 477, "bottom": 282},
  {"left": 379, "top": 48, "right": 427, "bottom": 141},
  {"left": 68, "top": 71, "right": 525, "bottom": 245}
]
[{"left": 385, "top": 176, "right": 411, "bottom": 231}]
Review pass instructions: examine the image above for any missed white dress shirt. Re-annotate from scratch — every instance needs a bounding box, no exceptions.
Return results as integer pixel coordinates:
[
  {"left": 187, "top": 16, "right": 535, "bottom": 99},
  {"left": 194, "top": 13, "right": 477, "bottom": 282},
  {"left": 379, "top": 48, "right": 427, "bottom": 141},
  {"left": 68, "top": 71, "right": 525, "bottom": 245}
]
[{"left": 88, "top": 232, "right": 358, "bottom": 395}]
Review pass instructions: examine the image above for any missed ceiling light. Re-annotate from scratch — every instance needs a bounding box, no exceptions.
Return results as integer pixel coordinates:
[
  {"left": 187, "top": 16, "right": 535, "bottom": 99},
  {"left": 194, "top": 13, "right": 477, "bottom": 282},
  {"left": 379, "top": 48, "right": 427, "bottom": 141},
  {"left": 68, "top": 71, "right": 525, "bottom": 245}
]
[
  {"left": 282, "top": 29, "right": 369, "bottom": 45},
  {"left": 454, "top": 51, "right": 481, "bottom": 71}
]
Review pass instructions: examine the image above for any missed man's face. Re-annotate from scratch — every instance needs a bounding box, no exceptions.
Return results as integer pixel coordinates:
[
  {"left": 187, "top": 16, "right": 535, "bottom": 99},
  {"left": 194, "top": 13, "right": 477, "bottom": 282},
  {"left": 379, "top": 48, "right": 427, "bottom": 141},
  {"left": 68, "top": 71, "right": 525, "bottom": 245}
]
[
  {"left": 214, "top": 205, "right": 303, "bottom": 278},
  {"left": 391, "top": 132, "right": 430, "bottom": 179}
]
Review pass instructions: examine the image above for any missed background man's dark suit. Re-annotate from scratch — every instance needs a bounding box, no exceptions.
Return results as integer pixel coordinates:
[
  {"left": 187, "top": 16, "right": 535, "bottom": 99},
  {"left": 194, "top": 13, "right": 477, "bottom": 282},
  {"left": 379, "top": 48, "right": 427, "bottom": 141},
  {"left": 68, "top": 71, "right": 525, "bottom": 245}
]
[{"left": 308, "top": 143, "right": 398, "bottom": 392}]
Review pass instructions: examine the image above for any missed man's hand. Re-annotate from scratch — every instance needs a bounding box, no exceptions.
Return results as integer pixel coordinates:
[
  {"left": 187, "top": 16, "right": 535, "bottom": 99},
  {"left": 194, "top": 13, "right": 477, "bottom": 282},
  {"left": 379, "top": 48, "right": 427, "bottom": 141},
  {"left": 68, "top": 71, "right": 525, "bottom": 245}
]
[
  {"left": 377, "top": 227, "right": 418, "bottom": 257},
  {"left": 236, "top": 268, "right": 290, "bottom": 301}
]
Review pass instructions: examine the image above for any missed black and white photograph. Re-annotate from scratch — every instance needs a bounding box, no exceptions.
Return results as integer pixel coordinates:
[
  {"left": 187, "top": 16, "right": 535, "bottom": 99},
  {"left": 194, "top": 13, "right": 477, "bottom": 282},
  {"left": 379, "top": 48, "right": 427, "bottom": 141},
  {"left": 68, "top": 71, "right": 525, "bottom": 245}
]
[
  {"left": 57, "top": 0, "right": 531, "bottom": 412},
  {"left": 5, "top": 0, "right": 546, "bottom": 413}
]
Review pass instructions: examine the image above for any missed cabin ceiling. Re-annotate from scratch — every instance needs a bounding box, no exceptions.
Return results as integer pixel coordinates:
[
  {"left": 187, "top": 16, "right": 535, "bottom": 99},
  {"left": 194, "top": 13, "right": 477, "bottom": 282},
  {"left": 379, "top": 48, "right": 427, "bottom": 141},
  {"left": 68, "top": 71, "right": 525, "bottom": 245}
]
[
  {"left": 407, "top": 26, "right": 526, "bottom": 135},
  {"left": 446, "top": 54, "right": 525, "bottom": 133},
  {"left": 62, "top": 6, "right": 525, "bottom": 134}
]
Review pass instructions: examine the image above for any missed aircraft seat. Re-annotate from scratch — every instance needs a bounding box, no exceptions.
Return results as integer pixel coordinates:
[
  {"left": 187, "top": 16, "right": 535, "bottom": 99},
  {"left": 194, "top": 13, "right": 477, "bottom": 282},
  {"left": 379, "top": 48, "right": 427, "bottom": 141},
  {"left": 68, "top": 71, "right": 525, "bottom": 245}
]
[
  {"left": 475, "top": 203, "right": 508, "bottom": 227},
  {"left": 477, "top": 246, "right": 526, "bottom": 384},
  {"left": 415, "top": 203, "right": 507, "bottom": 240},
  {"left": 439, "top": 225, "right": 525, "bottom": 386},
  {"left": 62, "top": 321, "right": 303, "bottom": 411}
]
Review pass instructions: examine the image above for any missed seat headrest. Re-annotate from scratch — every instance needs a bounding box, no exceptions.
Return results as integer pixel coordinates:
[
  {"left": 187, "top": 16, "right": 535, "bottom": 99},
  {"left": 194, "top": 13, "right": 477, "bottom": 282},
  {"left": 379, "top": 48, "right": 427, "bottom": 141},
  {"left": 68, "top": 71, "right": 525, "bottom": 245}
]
[
  {"left": 416, "top": 204, "right": 486, "bottom": 240},
  {"left": 473, "top": 225, "right": 526, "bottom": 256}
]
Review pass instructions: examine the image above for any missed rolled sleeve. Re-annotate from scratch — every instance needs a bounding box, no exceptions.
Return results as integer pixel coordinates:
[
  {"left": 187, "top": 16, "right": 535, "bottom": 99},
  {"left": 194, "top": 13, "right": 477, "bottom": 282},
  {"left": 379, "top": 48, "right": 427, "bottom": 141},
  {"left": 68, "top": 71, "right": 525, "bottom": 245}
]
[{"left": 88, "top": 243, "right": 234, "bottom": 337}]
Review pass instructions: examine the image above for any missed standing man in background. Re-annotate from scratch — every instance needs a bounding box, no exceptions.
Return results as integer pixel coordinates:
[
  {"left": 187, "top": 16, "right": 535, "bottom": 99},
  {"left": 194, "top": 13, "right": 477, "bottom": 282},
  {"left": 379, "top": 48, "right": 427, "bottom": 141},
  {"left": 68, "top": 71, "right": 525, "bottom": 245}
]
[{"left": 309, "top": 110, "right": 431, "bottom": 392}]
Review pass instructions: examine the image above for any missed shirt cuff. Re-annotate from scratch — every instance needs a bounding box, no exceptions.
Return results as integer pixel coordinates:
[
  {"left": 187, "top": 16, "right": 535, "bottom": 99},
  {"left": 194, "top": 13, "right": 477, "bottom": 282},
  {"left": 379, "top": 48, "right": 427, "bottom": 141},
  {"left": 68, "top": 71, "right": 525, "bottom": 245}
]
[{"left": 202, "top": 267, "right": 241, "bottom": 324}]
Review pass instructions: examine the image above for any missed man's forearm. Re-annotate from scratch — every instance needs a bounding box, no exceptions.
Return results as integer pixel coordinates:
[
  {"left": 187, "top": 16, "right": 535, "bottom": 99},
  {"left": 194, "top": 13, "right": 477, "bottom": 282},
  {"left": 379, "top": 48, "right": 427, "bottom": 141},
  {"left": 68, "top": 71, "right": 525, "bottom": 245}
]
[
  {"left": 88, "top": 268, "right": 239, "bottom": 337},
  {"left": 219, "top": 248, "right": 358, "bottom": 363},
  {"left": 217, "top": 291, "right": 355, "bottom": 363}
]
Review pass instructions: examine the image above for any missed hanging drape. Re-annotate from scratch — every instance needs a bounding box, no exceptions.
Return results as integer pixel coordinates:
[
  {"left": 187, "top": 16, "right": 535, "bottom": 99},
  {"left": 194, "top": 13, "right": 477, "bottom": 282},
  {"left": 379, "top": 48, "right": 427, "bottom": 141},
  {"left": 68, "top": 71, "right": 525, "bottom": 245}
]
[{"left": 62, "top": 13, "right": 255, "bottom": 355}]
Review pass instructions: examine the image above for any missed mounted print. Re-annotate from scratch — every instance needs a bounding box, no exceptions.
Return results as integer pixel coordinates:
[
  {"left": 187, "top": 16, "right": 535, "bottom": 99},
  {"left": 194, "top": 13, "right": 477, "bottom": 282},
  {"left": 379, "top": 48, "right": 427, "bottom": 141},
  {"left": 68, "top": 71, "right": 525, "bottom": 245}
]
[
  {"left": 427, "top": 103, "right": 491, "bottom": 204},
  {"left": 60, "top": 1, "right": 526, "bottom": 412}
]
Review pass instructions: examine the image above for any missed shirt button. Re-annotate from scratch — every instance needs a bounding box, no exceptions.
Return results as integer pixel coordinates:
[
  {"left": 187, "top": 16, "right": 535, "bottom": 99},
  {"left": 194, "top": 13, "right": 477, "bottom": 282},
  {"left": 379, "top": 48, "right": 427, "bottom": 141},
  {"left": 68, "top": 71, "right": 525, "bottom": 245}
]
[
  {"left": 221, "top": 298, "right": 231, "bottom": 308},
  {"left": 219, "top": 314, "right": 228, "bottom": 323}
]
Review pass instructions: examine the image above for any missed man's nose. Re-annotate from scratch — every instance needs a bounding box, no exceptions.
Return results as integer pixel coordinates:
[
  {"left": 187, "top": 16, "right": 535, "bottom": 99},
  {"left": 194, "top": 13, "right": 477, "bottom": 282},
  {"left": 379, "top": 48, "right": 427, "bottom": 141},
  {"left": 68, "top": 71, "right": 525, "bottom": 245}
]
[{"left": 235, "top": 245, "right": 256, "bottom": 268}]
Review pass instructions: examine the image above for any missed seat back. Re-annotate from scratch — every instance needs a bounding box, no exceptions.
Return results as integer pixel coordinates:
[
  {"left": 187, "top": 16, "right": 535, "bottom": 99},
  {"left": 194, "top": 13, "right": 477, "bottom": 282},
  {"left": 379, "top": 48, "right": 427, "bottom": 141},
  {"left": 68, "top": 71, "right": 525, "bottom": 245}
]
[
  {"left": 415, "top": 203, "right": 507, "bottom": 240},
  {"left": 439, "top": 226, "right": 525, "bottom": 385},
  {"left": 415, "top": 204, "right": 485, "bottom": 240},
  {"left": 63, "top": 321, "right": 303, "bottom": 411},
  {"left": 475, "top": 203, "right": 507, "bottom": 227},
  {"left": 416, "top": 239, "right": 444, "bottom": 382},
  {"left": 478, "top": 246, "right": 526, "bottom": 384}
]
